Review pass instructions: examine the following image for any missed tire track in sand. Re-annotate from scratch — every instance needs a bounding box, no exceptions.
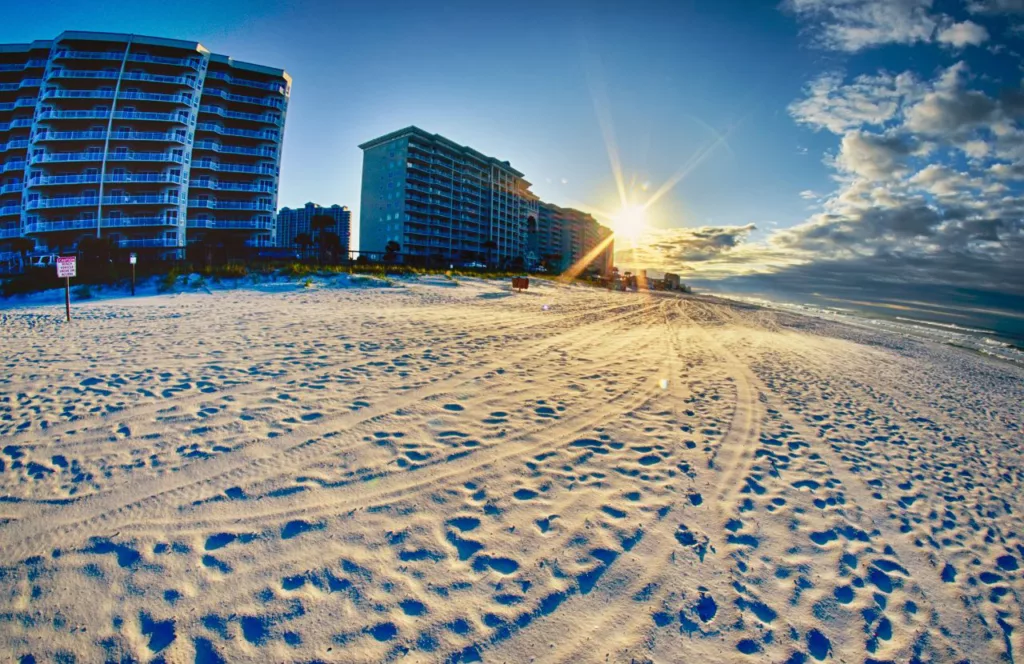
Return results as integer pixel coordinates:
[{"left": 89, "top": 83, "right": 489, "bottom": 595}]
[{"left": 0, "top": 301, "right": 666, "bottom": 560}]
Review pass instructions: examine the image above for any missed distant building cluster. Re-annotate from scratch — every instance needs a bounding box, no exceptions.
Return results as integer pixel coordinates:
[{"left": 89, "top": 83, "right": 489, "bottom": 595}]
[
  {"left": 358, "top": 126, "right": 613, "bottom": 274},
  {"left": 277, "top": 202, "right": 350, "bottom": 254},
  {"left": 0, "top": 34, "right": 624, "bottom": 278},
  {"left": 530, "top": 201, "right": 613, "bottom": 276}
]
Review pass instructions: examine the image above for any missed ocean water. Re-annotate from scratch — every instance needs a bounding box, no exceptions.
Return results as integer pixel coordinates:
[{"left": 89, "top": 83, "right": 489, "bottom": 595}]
[{"left": 712, "top": 290, "right": 1024, "bottom": 367}]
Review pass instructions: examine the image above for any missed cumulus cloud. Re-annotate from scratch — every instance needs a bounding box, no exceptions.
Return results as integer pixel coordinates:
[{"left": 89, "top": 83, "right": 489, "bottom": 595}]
[
  {"left": 903, "top": 65, "right": 1001, "bottom": 136},
  {"left": 616, "top": 224, "right": 757, "bottom": 267},
  {"left": 966, "top": 0, "right": 1024, "bottom": 14},
  {"left": 635, "top": 2, "right": 1024, "bottom": 307},
  {"left": 781, "top": 0, "right": 940, "bottom": 51},
  {"left": 936, "top": 20, "right": 990, "bottom": 46},
  {"left": 834, "top": 131, "right": 923, "bottom": 180},
  {"left": 989, "top": 161, "right": 1024, "bottom": 179},
  {"left": 789, "top": 71, "right": 921, "bottom": 133}
]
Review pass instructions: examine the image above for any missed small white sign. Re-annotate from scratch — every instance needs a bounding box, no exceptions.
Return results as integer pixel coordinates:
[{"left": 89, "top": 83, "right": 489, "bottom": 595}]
[
  {"left": 130, "top": 253, "right": 137, "bottom": 265},
  {"left": 56, "top": 256, "right": 77, "bottom": 279}
]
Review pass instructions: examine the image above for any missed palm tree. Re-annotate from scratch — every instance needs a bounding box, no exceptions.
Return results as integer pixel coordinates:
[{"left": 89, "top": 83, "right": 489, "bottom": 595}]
[
  {"left": 310, "top": 214, "right": 335, "bottom": 265},
  {"left": 9, "top": 237, "right": 34, "bottom": 271},
  {"left": 320, "top": 231, "right": 341, "bottom": 264},
  {"left": 294, "top": 232, "right": 313, "bottom": 261},
  {"left": 482, "top": 240, "right": 497, "bottom": 268}
]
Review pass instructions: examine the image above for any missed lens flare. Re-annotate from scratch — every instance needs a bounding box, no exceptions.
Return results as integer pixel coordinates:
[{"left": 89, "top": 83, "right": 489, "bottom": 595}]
[{"left": 612, "top": 204, "right": 647, "bottom": 240}]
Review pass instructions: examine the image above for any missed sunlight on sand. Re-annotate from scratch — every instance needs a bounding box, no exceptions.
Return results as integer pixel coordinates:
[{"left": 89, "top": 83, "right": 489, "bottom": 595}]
[{"left": 0, "top": 277, "right": 1021, "bottom": 663}]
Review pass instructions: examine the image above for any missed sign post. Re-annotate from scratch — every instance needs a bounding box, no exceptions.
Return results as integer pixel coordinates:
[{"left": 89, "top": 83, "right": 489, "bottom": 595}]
[
  {"left": 56, "top": 256, "right": 77, "bottom": 322},
  {"left": 130, "top": 252, "right": 137, "bottom": 296}
]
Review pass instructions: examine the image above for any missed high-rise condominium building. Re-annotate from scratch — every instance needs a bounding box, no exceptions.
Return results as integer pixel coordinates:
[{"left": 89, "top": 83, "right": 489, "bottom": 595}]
[
  {"left": 0, "top": 31, "right": 289, "bottom": 260},
  {"left": 530, "top": 202, "right": 614, "bottom": 276},
  {"left": 358, "top": 126, "right": 539, "bottom": 266},
  {"left": 277, "top": 202, "right": 350, "bottom": 252}
]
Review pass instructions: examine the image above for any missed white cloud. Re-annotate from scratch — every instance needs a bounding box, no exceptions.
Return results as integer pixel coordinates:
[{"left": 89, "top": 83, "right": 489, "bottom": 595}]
[
  {"left": 782, "top": 0, "right": 940, "bottom": 51},
  {"left": 962, "top": 139, "right": 991, "bottom": 158},
  {"left": 903, "top": 63, "right": 1000, "bottom": 137},
  {"left": 634, "top": 1, "right": 1024, "bottom": 296},
  {"left": 835, "top": 131, "right": 921, "bottom": 180},
  {"left": 908, "top": 164, "right": 989, "bottom": 197},
  {"left": 789, "top": 70, "right": 921, "bottom": 134},
  {"left": 989, "top": 161, "right": 1024, "bottom": 179},
  {"left": 967, "top": 0, "right": 1024, "bottom": 14},
  {"left": 936, "top": 20, "right": 990, "bottom": 47}
]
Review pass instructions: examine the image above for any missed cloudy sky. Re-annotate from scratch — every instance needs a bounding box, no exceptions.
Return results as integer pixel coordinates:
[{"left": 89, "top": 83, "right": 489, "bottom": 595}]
[
  {"left": 7, "top": 0, "right": 1024, "bottom": 330},
  {"left": 611, "top": 0, "right": 1024, "bottom": 333}
]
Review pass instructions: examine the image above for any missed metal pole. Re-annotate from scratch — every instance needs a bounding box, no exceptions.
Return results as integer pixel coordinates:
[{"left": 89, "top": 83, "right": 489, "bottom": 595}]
[
  {"left": 65, "top": 277, "right": 70, "bottom": 322},
  {"left": 131, "top": 262, "right": 135, "bottom": 296}
]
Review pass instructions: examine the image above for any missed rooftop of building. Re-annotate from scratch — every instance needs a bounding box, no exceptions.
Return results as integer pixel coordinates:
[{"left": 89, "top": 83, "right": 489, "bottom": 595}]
[
  {"left": 0, "top": 31, "right": 290, "bottom": 82},
  {"left": 359, "top": 126, "right": 528, "bottom": 180},
  {"left": 280, "top": 203, "right": 350, "bottom": 212},
  {"left": 538, "top": 200, "right": 611, "bottom": 232}
]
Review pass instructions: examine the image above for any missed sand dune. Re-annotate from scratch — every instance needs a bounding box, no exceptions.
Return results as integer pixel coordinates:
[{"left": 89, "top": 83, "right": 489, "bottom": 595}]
[{"left": 1, "top": 277, "right": 1022, "bottom": 663}]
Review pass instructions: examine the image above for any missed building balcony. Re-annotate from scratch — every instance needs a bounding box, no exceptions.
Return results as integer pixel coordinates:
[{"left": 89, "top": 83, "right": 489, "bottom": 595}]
[
  {"left": 205, "top": 71, "right": 286, "bottom": 94},
  {"left": 41, "top": 89, "right": 114, "bottom": 100},
  {"left": 45, "top": 69, "right": 117, "bottom": 82},
  {"left": 117, "top": 238, "right": 183, "bottom": 248},
  {"left": 53, "top": 50, "right": 203, "bottom": 71},
  {"left": 0, "top": 182, "right": 21, "bottom": 195},
  {"left": 103, "top": 216, "right": 180, "bottom": 228},
  {"left": 31, "top": 151, "right": 184, "bottom": 164},
  {"left": 52, "top": 50, "right": 123, "bottom": 62},
  {"left": 28, "top": 173, "right": 181, "bottom": 187},
  {"left": 198, "top": 105, "right": 281, "bottom": 125},
  {"left": 117, "top": 110, "right": 190, "bottom": 123},
  {"left": 0, "top": 226, "right": 19, "bottom": 238},
  {"left": 202, "top": 88, "right": 283, "bottom": 109},
  {"left": 128, "top": 53, "right": 203, "bottom": 69},
  {"left": 46, "top": 69, "right": 200, "bottom": 88},
  {"left": 26, "top": 194, "right": 179, "bottom": 210},
  {"left": 0, "top": 60, "right": 47, "bottom": 72},
  {"left": 0, "top": 139, "right": 28, "bottom": 153},
  {"left": 188, "top": 180, "right": 271, "bottom": 192},
  {"left": 186, "top": 218, "right": 274, "bottom": 231},
  {"left": 34, "top": 130, "right": 187, "bottom": 143},
  {"left": 187, "top": 199, "right": 273, "bottom": 211},
  {"left": 41, "top": 90, "right": 196, "bottom": 106},
  {"left": 195, "top": 123, "right": 278, "bottom": 140},
  {"left": 244, "top": 238, "right": 275, "bottom": 248},
  {"left": 123, "top": 71, "right": 200, "bottom": 87},
  {"left": 0, "top": 79, "right": 42, "bottom": 91},
  {"left": 0, "top": 118, "right": 34, "bottom": 132},
  {"left": 191, "top": 160, "right": 275, "bottom": 174},
  {"left": 119, "top": 91, "right": 196, "bottom": 105},
  {"left": 27, "top": 197, "right": 97, "bottom": 210},
  {"left": 193, "top": 140, "right": 276, "bottom": 157},
  {"left": 36, "top": 110, "right": 190, "bottom": 123},
  {"left": 24, "top": 216, "right": 179, "bottom": 234},
  {"left": 0, "top": 204, "right": 19, "bottom": 217},
  {"left": 24, "top": 218, "right": 97, "bottom": 233},
  {"left": 36, "top": 110, "right": 110, "bottom": 121},
  {"left": 0, "top": 99, "right": 37, "bottom": 111},
  {"left": 1, "top": 160, "right": 25, "bottom": 173}
]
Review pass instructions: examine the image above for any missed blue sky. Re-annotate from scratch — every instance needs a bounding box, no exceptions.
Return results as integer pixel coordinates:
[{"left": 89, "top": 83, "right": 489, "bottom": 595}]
[
  {"left": 3, "top": 1, "right": 827, "bottom": 236},
  {"left": 7, "top": 0, "right": 1024, "bottom": 329}
]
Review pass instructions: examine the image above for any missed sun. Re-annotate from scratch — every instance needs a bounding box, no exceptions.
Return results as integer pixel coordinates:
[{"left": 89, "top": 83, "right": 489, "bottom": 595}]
[{"left": 611, "top": 204, "right": 647, "bottom": 240}]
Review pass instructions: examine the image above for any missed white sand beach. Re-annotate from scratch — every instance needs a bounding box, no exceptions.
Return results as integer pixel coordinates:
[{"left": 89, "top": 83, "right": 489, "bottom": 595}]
[{"left": 1, "top": 277, "right": 1022, "bottom": 663}]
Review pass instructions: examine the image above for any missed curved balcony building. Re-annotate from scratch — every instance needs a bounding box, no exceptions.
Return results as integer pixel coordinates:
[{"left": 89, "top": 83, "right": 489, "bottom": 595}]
[{"left": 0, "top": 31, "right": 289, "bottom": 259}]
